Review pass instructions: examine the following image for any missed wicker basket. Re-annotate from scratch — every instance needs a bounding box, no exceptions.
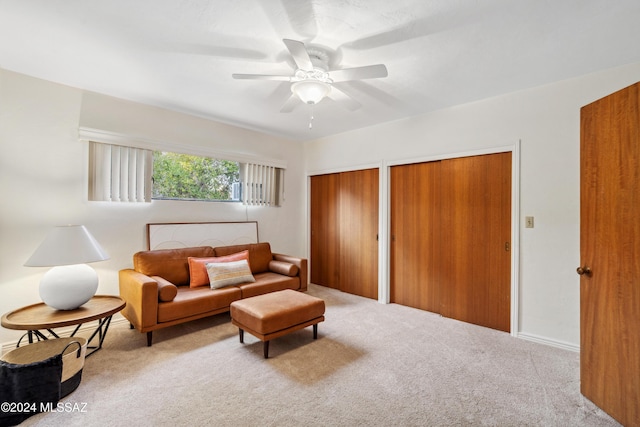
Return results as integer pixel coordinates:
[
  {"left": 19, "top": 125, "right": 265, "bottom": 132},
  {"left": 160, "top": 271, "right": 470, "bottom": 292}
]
[{"left": 1, "top": 337, "right": 87, "bottom": 397}]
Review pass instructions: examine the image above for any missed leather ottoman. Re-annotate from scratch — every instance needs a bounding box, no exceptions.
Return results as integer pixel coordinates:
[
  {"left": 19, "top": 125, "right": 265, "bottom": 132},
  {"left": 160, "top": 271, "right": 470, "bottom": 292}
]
[{"left": 230, "top": 289, "right": 325, "bottom": 358}]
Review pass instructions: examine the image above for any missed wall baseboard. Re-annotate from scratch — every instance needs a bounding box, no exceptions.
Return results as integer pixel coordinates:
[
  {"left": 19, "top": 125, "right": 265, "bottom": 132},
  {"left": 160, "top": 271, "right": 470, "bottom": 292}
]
[
  {"left": 517, "top": 332, "right": 580, "bottom": 353},
  {"left": 1, "top": 314, "right": 129, "bottom": 356}
]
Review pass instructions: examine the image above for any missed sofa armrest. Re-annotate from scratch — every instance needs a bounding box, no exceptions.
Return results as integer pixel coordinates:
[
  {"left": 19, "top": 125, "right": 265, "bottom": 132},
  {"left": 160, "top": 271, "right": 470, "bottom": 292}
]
[
  {"left": 118, "top": 269, "right": 160, "bottom": 332},
  {"left": 272, "top": 253, "right": 308, "bottom": 291}
]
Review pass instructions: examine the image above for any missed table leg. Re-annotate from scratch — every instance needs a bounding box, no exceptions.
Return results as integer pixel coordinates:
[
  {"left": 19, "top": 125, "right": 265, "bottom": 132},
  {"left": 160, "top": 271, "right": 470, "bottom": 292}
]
[
  {"left": 46, "top": 328, "right": 60, "bottom": 338},
  {"left": 69, "top": 324, "right": 82, "bottom": 336},
  {"left": 33, "top": 330, "right": 49, "bottom": 341},
  {"left": 85, "top": 315, "right": 114, "bottom": 357}
]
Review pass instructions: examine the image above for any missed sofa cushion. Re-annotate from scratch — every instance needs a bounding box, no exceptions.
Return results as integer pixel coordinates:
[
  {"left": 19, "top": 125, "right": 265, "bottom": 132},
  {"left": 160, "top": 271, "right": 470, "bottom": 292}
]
[
  {"left": 152, "top": 276, "right": 178, "bottom": 302},
  {"left": 157, "top": 286, "right": 242, "bottom": 323},
  {"left": 268, "top": 260, "right": 299, "bottom": 277},
  {"left": 187, "top": 250, "right": 249, "bottom": 288},
  {"left": 134, "top": 246, "right": 215, "bottom": 286},
  {"left": 236, "top": 272, "right": 300, "bottom": 299},
  {"left": 214, "top": 242, "right": 272, "bottom": 274},
  {"left": 206, "top": 259, "right": 255, "bottom": 289}
]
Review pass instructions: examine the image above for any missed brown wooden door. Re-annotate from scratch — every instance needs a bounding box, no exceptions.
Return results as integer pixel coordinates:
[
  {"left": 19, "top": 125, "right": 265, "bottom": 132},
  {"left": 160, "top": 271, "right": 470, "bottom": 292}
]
[
  {"left": 440, "top": 153, "right": 512, "bottom": 332},
  {"left": 310, "top": 169, "right": 379, "bottom": 298},
  {"left": 390, "top": 161, "right": 442, "bottom": 312},
  {"left": 580, "top": 82, "right": 640, "bottom": 426},
  {"left": 390, "top": 153, "right": 511, "bottom": 333},
  {"left": 310, "top": 173, "right": 340, "bottom": 288},
  {"left": 339, "top": 169, "right": 379, "bottom": 299}
]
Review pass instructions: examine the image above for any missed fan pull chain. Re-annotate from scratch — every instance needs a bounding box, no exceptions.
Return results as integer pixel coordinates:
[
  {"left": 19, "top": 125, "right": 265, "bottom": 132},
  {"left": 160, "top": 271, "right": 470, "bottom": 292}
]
[{"left": 309, "top": 104, "right": 314, "bottom": 130}]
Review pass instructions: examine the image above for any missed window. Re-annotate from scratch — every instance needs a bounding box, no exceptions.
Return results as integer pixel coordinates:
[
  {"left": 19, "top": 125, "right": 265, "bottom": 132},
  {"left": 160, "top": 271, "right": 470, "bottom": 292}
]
[
  {"left": 152, "top": 151, "right": 240, "bottom": 202},
  {"left": 87, "top": 140, "right": 284, "bottom": 206}
]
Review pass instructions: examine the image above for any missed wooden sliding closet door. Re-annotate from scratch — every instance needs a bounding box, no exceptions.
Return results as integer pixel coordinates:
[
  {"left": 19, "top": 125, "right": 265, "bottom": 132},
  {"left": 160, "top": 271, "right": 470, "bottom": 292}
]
[
  {"left": 310, "top": 173, "right": 340, "bottom": 289},
  {"left": 310, "top": 169, "right": 379, "bottom": 299},
  {"left": 390, "top": 162, "right": 442, "bottom": 312},
  {"left": 390, "top": 152, "right": 511, "bottom": 333},
  {"left": 339, "top": 169, "right": 379, "bottom": 299},
  {"left": 440, "top": 153, "right": 512, "bottom": 332}
]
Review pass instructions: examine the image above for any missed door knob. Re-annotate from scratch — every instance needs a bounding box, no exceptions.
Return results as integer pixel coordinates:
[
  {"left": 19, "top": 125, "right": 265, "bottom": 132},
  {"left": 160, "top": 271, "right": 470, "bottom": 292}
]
[{"left": 576, "top": 266, "right": 592, "bottom": 276}]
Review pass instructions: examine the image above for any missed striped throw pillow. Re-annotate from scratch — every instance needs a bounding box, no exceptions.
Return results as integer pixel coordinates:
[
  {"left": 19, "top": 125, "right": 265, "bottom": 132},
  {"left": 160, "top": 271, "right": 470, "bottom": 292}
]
[{"left": 205, "top": 259, "right": 255, "bottom": 289}]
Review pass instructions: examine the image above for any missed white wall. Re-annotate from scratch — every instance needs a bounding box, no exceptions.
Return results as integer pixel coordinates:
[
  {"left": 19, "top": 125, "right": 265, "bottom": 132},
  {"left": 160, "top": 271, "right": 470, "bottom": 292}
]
[
  {"left": 304, "top": 61, "right": 640, "bottom": 350},
  {"left": 0, "top": 69, "right": 305, "bottom": 345}
]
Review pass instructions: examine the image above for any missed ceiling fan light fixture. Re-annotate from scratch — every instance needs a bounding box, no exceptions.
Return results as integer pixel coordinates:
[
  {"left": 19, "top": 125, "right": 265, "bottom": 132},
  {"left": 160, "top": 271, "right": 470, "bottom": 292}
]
[{"left": 291, "top": 80, "right": 331, "bottom": 105}]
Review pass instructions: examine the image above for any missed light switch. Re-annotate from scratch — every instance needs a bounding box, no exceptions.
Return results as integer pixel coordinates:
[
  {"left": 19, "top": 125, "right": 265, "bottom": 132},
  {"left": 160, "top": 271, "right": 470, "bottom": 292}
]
[{"left": 525, "top": 216, "right": 534, "bottom": 228}]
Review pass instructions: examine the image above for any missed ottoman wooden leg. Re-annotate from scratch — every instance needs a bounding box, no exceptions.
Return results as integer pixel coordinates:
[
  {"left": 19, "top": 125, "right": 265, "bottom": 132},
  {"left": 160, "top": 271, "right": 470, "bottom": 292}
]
[
  {"left": 313, "top": 324, "right": 318, "bottom": 339},
  {"left": 239, "top": 329, "right": 244, "bottom": 343},
  {"left": 263, "top": 341, "right": 269, "bottom": 359}
]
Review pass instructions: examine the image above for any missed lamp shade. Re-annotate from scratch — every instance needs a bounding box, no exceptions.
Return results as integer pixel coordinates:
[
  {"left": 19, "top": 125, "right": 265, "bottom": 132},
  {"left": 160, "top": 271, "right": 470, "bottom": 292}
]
[
  {"left": 25, "top": 225, "right": 109, "bottom": 310},
  {"left": 25, "top": 225, "right": 109, "bottom": 267},
  {"left": 291, "top": 80, "right": 331, "bottom": 105}
]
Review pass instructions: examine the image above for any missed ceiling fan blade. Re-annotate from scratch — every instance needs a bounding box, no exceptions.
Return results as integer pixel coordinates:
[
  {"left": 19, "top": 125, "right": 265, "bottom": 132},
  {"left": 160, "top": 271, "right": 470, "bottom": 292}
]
[
  {"left": 232, "top": 73, "right": 292, "bottom": 81},
  {"left": 330, "top": 64, "right": 388, "bottom": 83},
  {"left": 328, "top": 86, "right": 362, "bottom": 111},
  {"left": 283, "top": 39, "right": 314, "bottom": 70},
  {"left": 280, "top": 94, "right": 301, "bottom": 113}
]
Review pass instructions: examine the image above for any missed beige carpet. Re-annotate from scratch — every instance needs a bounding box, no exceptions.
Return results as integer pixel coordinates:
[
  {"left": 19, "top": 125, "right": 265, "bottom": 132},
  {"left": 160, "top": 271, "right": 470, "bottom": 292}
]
[{"left": 22, "top": 284, "right": 619, "bottom": 427}]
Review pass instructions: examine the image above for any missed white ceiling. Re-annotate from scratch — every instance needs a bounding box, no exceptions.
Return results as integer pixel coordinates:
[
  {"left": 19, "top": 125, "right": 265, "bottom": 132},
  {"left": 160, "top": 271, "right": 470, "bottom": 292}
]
[{"left": 1, "top": 0, "right": 640, "bottom": 142}]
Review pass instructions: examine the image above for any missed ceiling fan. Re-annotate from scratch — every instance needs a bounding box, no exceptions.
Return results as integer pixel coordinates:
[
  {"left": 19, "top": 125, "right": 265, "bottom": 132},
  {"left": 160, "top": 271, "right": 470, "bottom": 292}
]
[{"left": 232, "top": 39, "right": 388, "bottom": 112}]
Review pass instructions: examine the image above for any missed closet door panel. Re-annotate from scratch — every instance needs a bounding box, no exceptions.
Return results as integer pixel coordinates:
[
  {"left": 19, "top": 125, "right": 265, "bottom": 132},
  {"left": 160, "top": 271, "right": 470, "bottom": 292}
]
[
  {"left": 390, "top": 162, "right": 441, "bottom": 312},
  {"left": 339, "top": 168, "right": 379, "bottom": 299},
  {"left": 310, "top": 169, "right": 379, "bottom": 298},
  {"left": 440, "top": 152, "right": 511, "bottom": 332},
  {"left": 310, "top": 173, "right": 341, "bottom": 289}
]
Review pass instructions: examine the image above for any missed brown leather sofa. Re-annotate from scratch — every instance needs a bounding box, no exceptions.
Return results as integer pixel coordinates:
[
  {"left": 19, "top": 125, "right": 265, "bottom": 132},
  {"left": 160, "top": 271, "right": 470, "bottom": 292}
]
[{"left": 118, "top": 242, "right": 307, "bottom": 346}]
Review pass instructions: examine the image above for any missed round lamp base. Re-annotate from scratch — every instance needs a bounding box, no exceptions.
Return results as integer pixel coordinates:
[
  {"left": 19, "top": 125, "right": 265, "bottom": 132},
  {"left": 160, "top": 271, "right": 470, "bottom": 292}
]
[{"left": 39, "top": 264, "right": 99, "bottom": 310}]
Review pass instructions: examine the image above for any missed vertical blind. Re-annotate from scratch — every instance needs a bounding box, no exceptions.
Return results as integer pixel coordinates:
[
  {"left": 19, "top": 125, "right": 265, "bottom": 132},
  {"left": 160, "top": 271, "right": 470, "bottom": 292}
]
[
  {"left": 242, "top": 163, "right": 283, "bottom": 207},
  {"left": 88, "top": 141, "right": 153, "bottom": 202}
]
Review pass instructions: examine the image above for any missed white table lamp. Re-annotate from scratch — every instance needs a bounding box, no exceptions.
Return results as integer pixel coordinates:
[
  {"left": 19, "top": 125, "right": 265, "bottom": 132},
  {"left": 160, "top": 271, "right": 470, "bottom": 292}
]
[{"left": 24, "top": 225, "right": 110, "bottom": 310}]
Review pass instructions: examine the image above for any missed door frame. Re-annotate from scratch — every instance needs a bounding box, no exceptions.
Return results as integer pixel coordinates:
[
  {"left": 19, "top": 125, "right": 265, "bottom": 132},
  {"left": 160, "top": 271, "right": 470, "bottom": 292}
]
[{"left": 382, "top": 142, "right": 521, "bottom": 337}]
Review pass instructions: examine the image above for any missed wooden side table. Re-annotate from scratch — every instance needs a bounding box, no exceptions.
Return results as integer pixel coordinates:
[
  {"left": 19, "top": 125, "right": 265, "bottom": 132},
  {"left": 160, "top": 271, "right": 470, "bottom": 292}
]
[{"left": 1, "top": 295, "right": 125, "bottom": 357}]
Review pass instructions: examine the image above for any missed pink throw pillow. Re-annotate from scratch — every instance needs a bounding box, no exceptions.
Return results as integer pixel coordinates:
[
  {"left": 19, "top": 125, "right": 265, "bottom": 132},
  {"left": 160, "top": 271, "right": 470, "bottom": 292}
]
[{"left": 188, "top": 250, "right": 249, "bottom": 288}]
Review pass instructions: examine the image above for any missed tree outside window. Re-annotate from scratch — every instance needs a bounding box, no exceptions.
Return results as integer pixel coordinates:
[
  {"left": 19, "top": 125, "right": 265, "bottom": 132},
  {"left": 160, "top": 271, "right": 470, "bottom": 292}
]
[{"left": 152, "top": 152, "right": 240, "bottom": 201}]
